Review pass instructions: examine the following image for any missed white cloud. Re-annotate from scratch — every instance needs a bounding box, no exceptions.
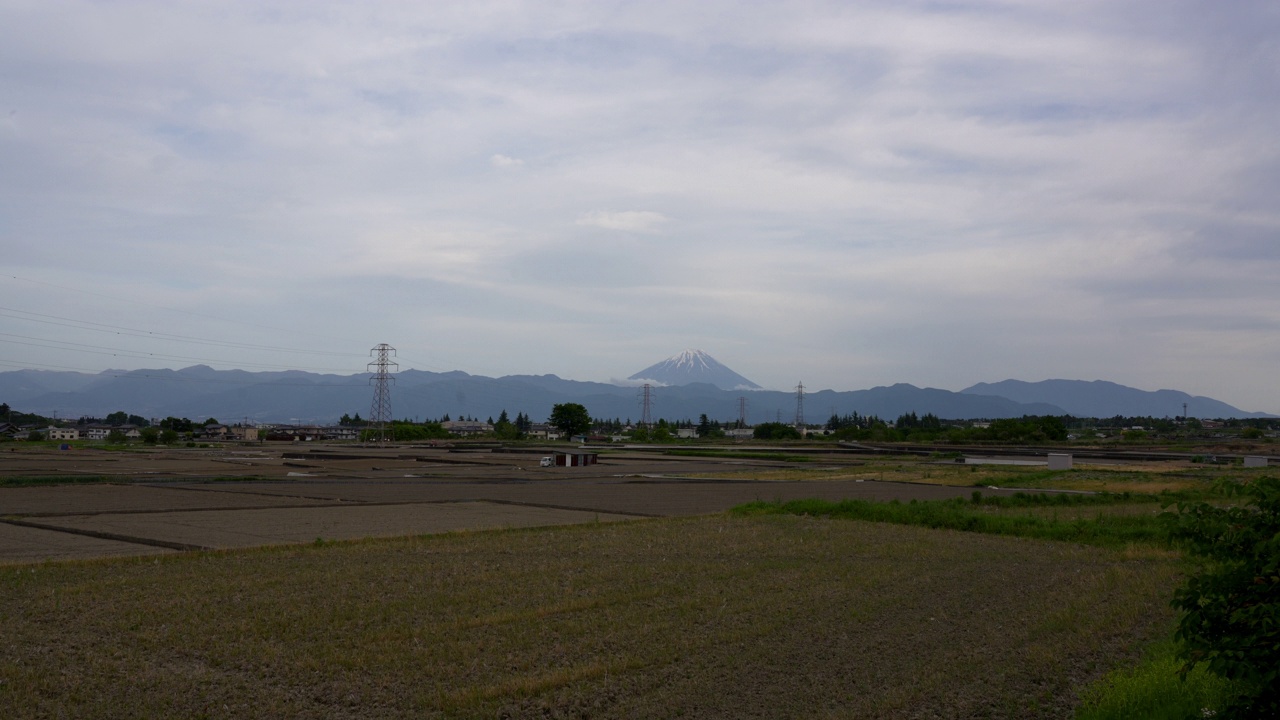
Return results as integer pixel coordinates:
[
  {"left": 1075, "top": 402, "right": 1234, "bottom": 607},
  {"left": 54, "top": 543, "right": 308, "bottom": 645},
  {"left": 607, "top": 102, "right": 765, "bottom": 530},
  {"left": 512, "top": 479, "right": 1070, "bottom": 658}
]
[
  {"left": 1, "top": 1, "right": 1279, "bottom": 411},
  {"left": 490, "top": 153, "right": 524, "bottom": 168},
  {"left": 574, "top": 210, "right": 670, "bottom": 233}
]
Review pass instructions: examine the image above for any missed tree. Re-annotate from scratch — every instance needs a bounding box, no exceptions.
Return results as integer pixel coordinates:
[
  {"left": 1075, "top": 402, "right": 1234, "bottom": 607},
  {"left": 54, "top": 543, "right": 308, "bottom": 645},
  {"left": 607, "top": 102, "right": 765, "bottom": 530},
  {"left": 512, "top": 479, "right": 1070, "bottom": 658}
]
[
  {"left": 493, "top": 410, "right": 521, "bottom": 440},
  {"left": 202, "top": 418, "right": 219, "bottom": 426},
  {"left": 548, "top": 403, "right": 591, "bottom": 439},
  {"left": 697, "top": 414, "right": 711, "bottom": 437},
  {"left": 159, "top": 417, "right": 193, "bottom": 433},
  {"left": 106, "top": 429, "right": 128, "bottom": 444},
  {"left": 159, "top": 428, "right": 180, "bottom": 445},
  {"left": 140, "top": 427, "right": 160, "bottom": 445},
  {"left": 1165, "top": 478, "right": 1280, "bottom": 716},
  {"left": 753, "top": 422, "right": 801, "bottom": 440}
]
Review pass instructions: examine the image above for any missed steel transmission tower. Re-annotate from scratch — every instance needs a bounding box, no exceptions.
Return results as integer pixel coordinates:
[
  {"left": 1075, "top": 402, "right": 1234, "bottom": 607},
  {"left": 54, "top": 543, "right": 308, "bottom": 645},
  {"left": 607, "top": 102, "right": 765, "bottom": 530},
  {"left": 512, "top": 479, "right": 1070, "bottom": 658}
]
[
  {"left": 368, "top": 343, "right": 398, "bottom": 444},
  {"left": 794, "top": 381, "right": 805, "bottom": 428},
  {"left": 639, "top": 383, "right": 654, "bottom": 426}
]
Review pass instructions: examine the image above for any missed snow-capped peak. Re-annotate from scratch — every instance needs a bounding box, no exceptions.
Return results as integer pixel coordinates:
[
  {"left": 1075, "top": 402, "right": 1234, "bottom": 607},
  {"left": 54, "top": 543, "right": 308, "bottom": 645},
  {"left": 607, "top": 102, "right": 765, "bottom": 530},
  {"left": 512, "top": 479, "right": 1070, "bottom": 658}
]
[{"left": 627, "top": 350, "right": 761, "bottom": 390}]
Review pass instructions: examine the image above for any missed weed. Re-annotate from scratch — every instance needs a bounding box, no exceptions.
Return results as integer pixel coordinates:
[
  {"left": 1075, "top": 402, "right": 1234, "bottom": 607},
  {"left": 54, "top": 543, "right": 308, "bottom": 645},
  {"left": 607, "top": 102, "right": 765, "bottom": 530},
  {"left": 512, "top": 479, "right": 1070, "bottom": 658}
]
[
  {"left": 1075, "top": 641, "right": 1235, "bottom": 720},
  {"left": 732, "top": 495, "right": 1171, "bottom": 549}
]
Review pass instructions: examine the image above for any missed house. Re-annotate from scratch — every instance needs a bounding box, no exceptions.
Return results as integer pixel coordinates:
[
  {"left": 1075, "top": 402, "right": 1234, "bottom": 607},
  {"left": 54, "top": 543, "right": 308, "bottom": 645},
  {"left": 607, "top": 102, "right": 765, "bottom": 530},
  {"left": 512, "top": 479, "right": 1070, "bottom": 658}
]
[
  {"left": 0, "top": 422, "right": 20, "bottom": 438},
  {"left": 200, "top": 424, "right": 230, "bottom": 439},
  {"left": 82, "top": 425, "right": 144, "bottom": 441},
  {"left": 676, "top": 428, "right": 698, "bottom": 439},
  {"left": 324, "top": 426, "right": 357, "bottom": 441},
  {"left": 46, "top": 427, "right": 80, "bottom": 441},
  {"left": 527, "top": 424, "right": 561, "bottom": 441},
  {"left": 225, "top": 426, "right": 259, "bottom": 441},
  {"left": 441, "top": 420, "right": 494, "bottom": 436},
  {"left": 81, "top": 424, "right": 113, "bottom": 440}
]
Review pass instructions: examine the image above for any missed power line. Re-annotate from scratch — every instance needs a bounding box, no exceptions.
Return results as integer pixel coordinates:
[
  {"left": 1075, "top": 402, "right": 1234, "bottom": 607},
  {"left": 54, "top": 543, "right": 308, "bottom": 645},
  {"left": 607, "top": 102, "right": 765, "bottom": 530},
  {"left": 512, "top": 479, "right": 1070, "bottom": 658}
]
[
  {"left": 0, "top": 307, "right": 364, "bottom": 358},
  {"left": 1, "top": 278, "right": 498, "bottom": 377},
  {"left": 0, "top": 333, "right": 357, "bottom": 373},
  {"left": 3, "top": 273, "right": 354, "bottom": 346}
]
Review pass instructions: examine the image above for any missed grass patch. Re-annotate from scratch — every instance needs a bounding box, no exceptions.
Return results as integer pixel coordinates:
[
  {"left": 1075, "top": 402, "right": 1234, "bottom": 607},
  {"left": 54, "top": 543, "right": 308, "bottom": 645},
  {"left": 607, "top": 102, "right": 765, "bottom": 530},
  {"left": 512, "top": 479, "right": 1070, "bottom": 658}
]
[
  {"left": 663, "top": 449, "right": 813, "bottom": 462},
  {"left": 732, "top": 495, "right": 1171, "bottom": 549},
  {"left": 683, "top": 455, "right": 1228, "bottom": 495},
  {"left": 1075, "top": 640, "right": 1236, "bottom": 719},
  {"left": 0, "top": 515, "right": 1180, "bottom": 718},
  {"left": 0, "top": 474, "right": 275, "bottom": 487},
  {"left": 0, "top": 475, "right": 121, "bottom": 487}
]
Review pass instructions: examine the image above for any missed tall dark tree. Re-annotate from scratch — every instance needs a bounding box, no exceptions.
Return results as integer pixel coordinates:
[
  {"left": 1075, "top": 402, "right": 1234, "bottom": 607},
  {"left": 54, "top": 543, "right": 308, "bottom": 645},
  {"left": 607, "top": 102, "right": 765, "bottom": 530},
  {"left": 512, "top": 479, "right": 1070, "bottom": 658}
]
[
  {"left": 697, "top": 414, "right": 711, "bottom": 437},
  {"left": 549, "top": 403, "right": 591, "bottom": 438}
]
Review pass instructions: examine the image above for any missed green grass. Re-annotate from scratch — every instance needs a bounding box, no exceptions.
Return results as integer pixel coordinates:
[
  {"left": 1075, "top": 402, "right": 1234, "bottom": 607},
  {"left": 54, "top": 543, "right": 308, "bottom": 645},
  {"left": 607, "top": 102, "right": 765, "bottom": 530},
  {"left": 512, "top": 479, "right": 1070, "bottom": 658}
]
[
  {"left": 663, "top": 449, "right": 813, "bottom": 462},
  {"left": 0, "top": 474, "right": 121, "bottom": 487},
  {"left": 1075, "top": 640, "right": 1236, "bottom": 720},
  {"left": 732, "top": 495, "right": 1172, "bottom": 549},
  {"left": 0, "top": 515, "right": 1181, "bottom": 718},
  {"left": 0, "top": 474, "right": 274, "bottom": 487}
]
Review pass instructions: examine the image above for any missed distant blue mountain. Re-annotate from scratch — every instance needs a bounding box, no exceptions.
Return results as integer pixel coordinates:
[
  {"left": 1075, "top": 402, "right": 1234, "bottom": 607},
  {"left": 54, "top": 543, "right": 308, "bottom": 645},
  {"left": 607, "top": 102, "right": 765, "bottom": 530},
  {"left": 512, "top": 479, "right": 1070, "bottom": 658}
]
[
  {"left": 1, "top": 366, "right": 1267, "bottom": 423},
  {"left": 962, "top": 379, "right": 1271, "bottom": 418}
]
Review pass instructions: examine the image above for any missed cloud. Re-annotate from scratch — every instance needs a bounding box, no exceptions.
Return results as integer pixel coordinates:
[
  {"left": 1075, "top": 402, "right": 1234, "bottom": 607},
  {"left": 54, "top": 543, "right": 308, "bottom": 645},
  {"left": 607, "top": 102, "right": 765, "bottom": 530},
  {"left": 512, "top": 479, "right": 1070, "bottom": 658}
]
[
  {"left": 490, "top": 153, "right": 523, "bottom": 168},
  {"left": 574, "top": 210, "right": 670, "bottom": 233},
  {"left": 2, "top": 1, "right": 1279, "bottom": 412},
  {"left": 610, "top": 377, "right": 667, "bottom": 388}
]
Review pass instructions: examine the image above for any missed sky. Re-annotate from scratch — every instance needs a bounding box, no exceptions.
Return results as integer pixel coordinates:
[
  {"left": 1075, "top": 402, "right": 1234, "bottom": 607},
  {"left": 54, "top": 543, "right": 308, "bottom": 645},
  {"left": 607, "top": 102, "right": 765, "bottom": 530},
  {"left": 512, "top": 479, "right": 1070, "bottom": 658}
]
[{"left": 2, "top": 1, "right": 1279, "bottom": 413}]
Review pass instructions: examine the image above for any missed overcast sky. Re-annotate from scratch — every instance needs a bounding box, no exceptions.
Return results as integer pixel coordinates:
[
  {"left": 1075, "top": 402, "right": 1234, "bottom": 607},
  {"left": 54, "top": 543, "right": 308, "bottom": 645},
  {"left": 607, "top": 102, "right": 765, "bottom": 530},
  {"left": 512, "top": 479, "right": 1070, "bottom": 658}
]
[{"left": 2, "top": 1, "right": 1278, "bottom": 413}]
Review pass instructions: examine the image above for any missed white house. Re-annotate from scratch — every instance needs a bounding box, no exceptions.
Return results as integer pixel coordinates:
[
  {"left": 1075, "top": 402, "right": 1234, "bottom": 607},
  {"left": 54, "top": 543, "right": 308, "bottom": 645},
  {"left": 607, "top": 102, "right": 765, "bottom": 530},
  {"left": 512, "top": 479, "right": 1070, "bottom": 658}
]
[{"left": 46, "top": 427, "right": 79, "bottom": 441}]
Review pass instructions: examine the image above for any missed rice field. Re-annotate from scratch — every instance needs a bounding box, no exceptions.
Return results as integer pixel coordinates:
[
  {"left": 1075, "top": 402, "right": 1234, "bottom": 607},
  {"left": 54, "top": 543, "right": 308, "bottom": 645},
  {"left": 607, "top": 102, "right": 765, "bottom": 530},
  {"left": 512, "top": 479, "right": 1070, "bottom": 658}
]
[{"left": 1, "top": 514, "right": 1182, "bottom": 719}]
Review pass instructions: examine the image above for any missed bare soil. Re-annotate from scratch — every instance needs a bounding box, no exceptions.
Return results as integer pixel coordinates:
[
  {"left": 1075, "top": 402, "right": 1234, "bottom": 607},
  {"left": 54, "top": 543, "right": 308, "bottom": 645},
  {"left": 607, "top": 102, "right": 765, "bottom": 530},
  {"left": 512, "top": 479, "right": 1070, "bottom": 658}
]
[
  {"left": 0, "top": 443, "right": 1187, "bottom": 718},
  {"left": 0, "top": 515, "right": 1181, "bottom": 719},
  {"left": 2, "top": 444, "right": 1024, "bottom": 563}
]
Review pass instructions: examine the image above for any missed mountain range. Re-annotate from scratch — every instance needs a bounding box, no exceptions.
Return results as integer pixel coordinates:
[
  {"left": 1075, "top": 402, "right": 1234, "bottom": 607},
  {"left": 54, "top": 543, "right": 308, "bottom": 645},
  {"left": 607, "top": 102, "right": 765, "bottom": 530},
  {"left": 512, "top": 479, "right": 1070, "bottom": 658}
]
[{"left": 0, "top": 353, "right": 1270, "bottom": 423}]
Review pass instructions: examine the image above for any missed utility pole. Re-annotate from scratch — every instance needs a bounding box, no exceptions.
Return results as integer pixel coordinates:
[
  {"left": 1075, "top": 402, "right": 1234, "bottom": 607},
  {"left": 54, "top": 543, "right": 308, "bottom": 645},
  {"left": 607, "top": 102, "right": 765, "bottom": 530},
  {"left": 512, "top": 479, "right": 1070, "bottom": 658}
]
[
  {"left": 368, "top": 343, "right": 398, "bottom": 445},
  {"left": 639, "top": 383, "right": 654, "bottom": 427}
]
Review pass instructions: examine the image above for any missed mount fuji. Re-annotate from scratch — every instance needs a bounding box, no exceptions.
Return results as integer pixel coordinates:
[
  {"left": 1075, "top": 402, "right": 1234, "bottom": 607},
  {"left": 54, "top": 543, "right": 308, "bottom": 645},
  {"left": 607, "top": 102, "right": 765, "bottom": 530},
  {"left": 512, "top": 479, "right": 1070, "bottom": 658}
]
[{"left": 627, "top": 350, "right": 762, "bottom": 391}]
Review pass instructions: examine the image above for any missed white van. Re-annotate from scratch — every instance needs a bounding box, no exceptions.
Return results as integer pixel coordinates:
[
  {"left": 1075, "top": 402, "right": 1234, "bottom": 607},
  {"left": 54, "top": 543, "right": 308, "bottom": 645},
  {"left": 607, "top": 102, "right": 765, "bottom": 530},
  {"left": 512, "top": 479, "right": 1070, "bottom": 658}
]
[{"left": 539, "top": 456, "right": 553, "bottom": 467}]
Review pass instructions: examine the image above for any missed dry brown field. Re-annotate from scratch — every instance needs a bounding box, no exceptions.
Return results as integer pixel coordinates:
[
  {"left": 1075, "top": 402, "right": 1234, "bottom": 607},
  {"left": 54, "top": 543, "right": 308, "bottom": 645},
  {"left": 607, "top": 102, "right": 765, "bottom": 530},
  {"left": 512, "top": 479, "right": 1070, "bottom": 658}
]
[
  {"left": 1, "top": 443, "right": 1023, "bottom": 564},
  {"left": 0, "top": 442, "right": 1199, "bottom": 717}
]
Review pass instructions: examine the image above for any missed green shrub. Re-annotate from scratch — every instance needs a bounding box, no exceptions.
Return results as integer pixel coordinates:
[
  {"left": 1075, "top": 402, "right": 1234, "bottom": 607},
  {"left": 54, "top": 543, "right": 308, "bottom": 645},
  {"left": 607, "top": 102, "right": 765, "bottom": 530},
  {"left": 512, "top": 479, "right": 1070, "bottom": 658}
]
[
  {"left": 733, "top": 496, "right": 1168, "bottom": 549},
  {"left": 1163, "top": 477, "right": 1280, "bottom": 716},
  {"left": 1075, "top": 641, "right": 1234, "bottom": 720}
]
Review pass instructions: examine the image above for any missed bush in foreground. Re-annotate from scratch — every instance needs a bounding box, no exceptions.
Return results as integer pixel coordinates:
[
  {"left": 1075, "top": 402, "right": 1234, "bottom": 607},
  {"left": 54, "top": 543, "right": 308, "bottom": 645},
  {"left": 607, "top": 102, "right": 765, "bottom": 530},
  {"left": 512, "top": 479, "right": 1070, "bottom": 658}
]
[{"left": 1164, "top": 477, "right": 1280, "bottom": 717}]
